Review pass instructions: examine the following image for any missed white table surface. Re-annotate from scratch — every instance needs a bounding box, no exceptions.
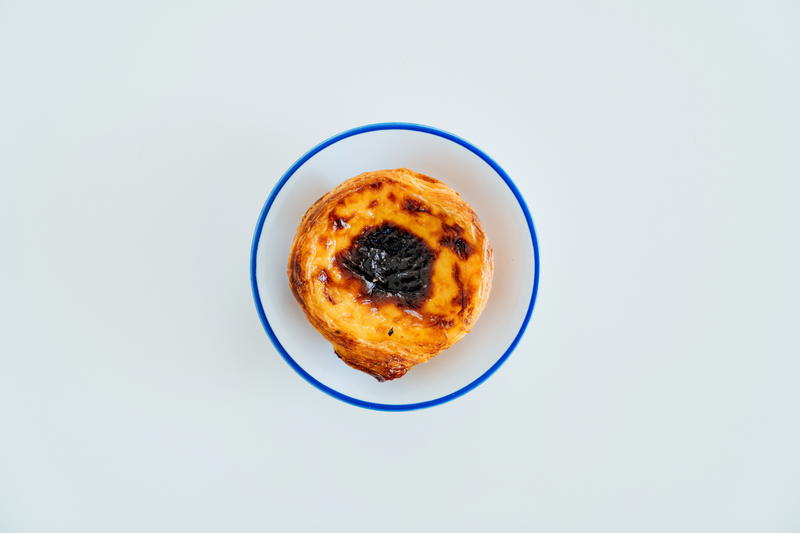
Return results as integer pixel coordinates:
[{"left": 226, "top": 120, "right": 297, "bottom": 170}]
[{"left": 2, "top": 1, "right": 798, "bottom": 531}]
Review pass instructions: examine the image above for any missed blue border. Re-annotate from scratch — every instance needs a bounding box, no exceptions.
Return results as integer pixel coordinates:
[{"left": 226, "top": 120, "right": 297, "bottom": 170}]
[{"left": 250, "top": 122, "right": 540, "bottom": 411}]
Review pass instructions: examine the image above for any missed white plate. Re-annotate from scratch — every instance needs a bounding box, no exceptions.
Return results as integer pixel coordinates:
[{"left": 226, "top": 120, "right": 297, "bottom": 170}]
[{"left": 251, "top": 123, "right": 539, "bottom": 410}]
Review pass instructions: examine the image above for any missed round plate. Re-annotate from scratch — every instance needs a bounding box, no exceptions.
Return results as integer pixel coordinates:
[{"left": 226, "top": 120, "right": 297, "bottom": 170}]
[{"left": 251, "top": 123, "right": 539, "bottom": 411}]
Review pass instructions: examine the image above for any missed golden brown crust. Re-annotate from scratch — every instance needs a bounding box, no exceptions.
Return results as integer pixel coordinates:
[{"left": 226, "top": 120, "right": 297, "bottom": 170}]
[{"left": 287, "top": 168, "right": 493, "bottom": 381}]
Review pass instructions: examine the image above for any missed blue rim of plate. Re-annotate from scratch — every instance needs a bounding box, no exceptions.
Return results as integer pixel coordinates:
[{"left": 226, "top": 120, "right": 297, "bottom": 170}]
[{"left": 250, "top": 122, "right": 540, "bottom": 411}]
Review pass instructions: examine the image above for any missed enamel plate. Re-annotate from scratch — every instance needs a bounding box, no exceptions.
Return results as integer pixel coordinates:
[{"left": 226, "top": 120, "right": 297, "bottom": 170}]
[{"left": 251, "top": 123, "right": 539, "bottom": 410}]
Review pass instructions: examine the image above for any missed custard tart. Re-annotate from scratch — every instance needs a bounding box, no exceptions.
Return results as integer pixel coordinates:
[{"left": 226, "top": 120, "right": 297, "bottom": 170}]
[{"left": 288, "top": 168, "right": 492, "bottom": 381}]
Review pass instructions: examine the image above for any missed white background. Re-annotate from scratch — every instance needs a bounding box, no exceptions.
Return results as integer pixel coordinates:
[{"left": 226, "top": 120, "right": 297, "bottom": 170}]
[{"left": 1, "top": 1, "right": 798, "bottom": 531}]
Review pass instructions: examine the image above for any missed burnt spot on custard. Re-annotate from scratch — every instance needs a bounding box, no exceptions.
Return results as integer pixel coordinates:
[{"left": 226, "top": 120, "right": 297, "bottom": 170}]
[
  {"left": 439, "top": 235, "right": 472, "bottom": 260},
  {"left": 425, "top": 313, "right": 455, "bottom": 329},
  {"left": 439, "top": 221, "right": 472, "bottom": 259},
  {"left": 402, "top": 197, "right": 430, "bottom": 214},
  {"left": 368, "top": 199, "right": 379, "bottom": 208},
  {"left": 369, "top": 181, "right": 383, "bottom": 190},
  {"left": 329, "top": 211, "right": 352, "bottom": 230},
  {"left": 337, "top": 222, "right": 435, "bottom": 308},
  {"left": 387, "top": 192, "right": 397, "bottom": 202},
  {"left": 452, "top": 264, "right": 469, "bottom": 314},
  {"left": 442, "top": 222, "right": 464, "bottom": 235}
]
